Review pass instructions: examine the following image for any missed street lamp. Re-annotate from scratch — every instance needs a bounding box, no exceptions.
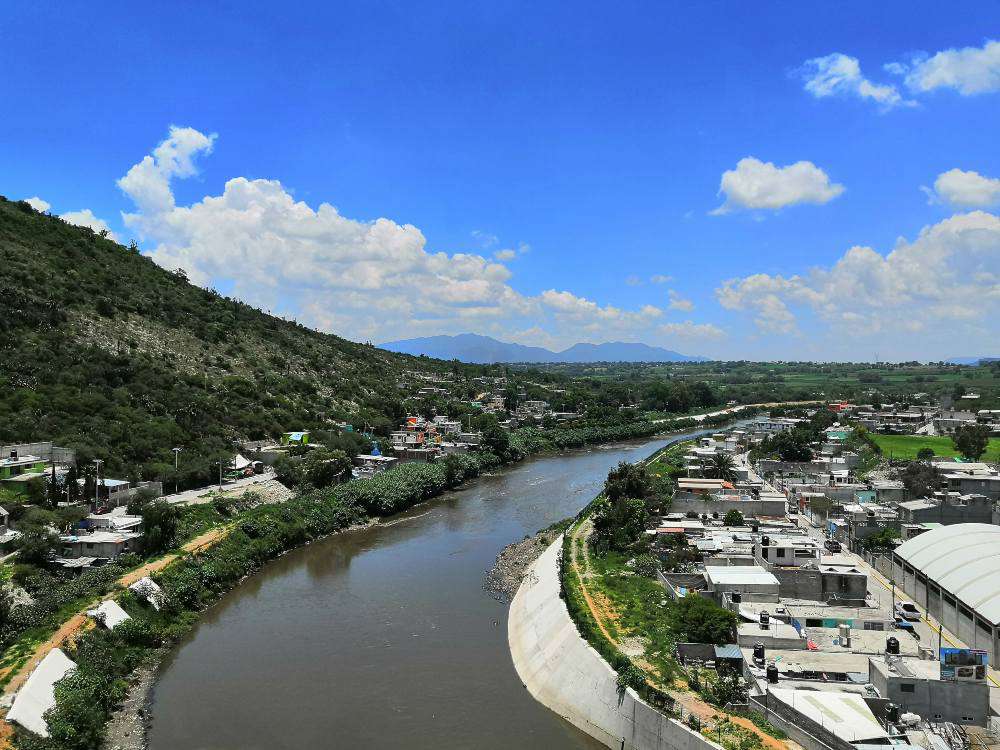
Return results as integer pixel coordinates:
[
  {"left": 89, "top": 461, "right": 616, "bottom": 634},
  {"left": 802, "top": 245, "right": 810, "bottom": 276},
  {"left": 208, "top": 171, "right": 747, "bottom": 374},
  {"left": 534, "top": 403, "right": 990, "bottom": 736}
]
[
  {"left": 93, "top": 458, "right": 104, "bottom": 507},
  {"left": 172, "top": 447, "right": 182, "bottom": 494}
]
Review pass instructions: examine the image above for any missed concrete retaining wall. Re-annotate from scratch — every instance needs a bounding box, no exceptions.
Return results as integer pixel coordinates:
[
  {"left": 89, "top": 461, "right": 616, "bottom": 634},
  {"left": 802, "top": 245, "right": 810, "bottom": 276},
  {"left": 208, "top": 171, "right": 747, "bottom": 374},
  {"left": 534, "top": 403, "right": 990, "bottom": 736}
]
[{"left": 508, "top": 538, "right": 722, "bottom": 750}]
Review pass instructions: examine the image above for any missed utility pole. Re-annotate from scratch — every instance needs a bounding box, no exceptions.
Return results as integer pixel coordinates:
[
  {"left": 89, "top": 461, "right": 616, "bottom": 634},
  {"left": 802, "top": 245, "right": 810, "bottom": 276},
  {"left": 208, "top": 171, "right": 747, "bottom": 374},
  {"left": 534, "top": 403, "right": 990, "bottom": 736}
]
[
  {"left": 217, "top": 460, "right": 223, "bottom": 489},
  {"left": 93, "top": 458, "right": 103, "bottom": 507},
  {"left": 172, "top": 447, "right": 182, "bottom": 494}
]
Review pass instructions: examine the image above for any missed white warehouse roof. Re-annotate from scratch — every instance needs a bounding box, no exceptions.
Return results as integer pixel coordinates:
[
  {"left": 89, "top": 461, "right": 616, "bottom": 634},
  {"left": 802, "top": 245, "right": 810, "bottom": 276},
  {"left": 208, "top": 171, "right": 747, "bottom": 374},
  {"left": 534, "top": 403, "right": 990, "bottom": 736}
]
[{"left": 895, "top": 523, "right": 1000, "bottom": 626}]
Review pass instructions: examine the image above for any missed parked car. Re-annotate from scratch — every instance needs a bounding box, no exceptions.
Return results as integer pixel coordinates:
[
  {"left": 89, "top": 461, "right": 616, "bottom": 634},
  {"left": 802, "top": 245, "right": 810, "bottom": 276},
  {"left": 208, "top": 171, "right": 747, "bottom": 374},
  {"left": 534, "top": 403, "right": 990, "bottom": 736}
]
[
  {"left": 824, "top": 539, "right": 842, "bottom": 553},
  {"left": 895, "top": 602, "right": 921, "bottom": 622}
]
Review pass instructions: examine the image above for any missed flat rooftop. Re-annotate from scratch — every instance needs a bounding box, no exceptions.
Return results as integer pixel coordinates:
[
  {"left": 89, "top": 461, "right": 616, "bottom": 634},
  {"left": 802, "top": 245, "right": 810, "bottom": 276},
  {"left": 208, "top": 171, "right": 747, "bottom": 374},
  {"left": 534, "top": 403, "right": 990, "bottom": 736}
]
[
  {"left": 741, "top": 647, "right": 872, "bottom": 674},
  {"left": 705, "top": 566, "right": 779, "bottom": 587}
]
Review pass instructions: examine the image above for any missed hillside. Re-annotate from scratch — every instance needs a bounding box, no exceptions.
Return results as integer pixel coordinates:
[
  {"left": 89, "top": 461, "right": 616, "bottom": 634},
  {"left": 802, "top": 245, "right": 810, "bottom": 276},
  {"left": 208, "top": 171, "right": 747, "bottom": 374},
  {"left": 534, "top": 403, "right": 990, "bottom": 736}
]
[
  {"left": 0, "top": 197, "right": 483, "bottom": 486},
  {"left": 381, "top": 333, "right": 705, "bottom": 363}
]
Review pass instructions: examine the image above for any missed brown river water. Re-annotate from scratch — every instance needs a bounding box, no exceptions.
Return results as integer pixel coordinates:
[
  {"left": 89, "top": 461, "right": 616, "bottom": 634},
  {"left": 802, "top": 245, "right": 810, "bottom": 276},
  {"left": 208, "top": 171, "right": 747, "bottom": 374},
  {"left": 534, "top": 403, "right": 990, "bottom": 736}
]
[{"left": 148, "top": 427, "right": 728, "bottom": 749}]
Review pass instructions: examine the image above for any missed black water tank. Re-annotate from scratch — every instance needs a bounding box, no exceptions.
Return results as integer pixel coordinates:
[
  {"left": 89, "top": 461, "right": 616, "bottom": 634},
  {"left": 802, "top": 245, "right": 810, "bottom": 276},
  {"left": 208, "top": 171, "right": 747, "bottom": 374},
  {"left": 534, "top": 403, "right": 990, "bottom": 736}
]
[
  {"left": 753, "top": 642, "right": 765, "bottom": 662},
  {"left": 732, "top": 592, "right": 742, "bottom": 603},
  {"left": 761, "top": 535, "right": 770, "bottom": 546},
  {"left": 886, "top": 703, "right": 900, "bottom": 724},
  {"left": 766, "top": 664, "right": 779, "bottom": 684},
  {"left": 760, "top": 611, "right": 770, "bottom": 627},
  {"left": 886, "top": 636, "right": 900, "bottom": 655}
]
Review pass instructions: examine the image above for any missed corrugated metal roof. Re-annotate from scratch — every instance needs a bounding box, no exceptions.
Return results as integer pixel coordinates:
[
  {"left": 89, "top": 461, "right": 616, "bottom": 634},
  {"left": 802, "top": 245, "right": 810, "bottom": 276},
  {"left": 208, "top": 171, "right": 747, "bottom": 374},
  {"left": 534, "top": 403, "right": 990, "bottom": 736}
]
[
  {"left": 714, "top": 644, "right": 742, "bottom": 660},
  {"left": 895, "top": 523, "right": 1000, "bottom": 626}
]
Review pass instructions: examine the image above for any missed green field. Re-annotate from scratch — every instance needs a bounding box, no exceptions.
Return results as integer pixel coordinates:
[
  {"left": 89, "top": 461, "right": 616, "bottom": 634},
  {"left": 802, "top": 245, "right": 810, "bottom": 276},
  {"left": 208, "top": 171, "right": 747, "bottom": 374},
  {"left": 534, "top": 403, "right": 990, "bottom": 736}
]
[{"left": 871, "top": 434, "right": 1000, "bottom": 462}]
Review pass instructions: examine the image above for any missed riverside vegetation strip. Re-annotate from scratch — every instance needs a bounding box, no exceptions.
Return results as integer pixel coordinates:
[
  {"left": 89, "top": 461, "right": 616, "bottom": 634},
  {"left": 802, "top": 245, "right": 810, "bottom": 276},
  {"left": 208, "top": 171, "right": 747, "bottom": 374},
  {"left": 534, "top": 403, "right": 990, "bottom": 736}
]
[
  {"left": 559, "top": 440, "right": 793, "bottom": 750},
  {"left": 2, "top": 409, "right": 756, "bottom": 750}
]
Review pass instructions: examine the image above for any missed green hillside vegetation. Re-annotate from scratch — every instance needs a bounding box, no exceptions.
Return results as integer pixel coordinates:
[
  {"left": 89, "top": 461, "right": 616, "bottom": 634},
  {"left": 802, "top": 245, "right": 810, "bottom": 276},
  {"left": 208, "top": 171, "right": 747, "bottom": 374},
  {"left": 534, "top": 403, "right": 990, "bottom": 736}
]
[{"left": 0, "top": 197, "right": 487, "bottom": 487}]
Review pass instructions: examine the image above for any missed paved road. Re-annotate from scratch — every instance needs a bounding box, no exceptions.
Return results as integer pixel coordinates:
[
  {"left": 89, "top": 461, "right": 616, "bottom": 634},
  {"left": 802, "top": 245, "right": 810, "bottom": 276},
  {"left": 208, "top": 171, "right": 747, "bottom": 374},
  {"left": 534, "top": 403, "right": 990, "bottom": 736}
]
[{"left": 651, "top": 401, "right": 821, "bottom": 425}]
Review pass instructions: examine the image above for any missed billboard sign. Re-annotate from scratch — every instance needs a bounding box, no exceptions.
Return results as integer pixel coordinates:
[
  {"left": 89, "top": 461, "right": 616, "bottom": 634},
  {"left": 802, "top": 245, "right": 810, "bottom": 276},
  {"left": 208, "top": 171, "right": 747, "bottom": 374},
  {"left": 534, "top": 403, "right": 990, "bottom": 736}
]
[{"left": 940, "top": 648, "right": 988, "bottom": 681}]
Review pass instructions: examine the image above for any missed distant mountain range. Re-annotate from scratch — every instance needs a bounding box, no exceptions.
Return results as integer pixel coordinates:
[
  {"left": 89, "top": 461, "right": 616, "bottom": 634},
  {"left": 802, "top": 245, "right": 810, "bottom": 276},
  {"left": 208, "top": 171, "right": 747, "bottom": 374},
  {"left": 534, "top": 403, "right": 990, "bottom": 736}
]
[
  {"left": 946, "top": 356, "right": 1000, "bottom": 365},
  {"left": 379, "top": 333, "right": 707, "bottom": 364}
]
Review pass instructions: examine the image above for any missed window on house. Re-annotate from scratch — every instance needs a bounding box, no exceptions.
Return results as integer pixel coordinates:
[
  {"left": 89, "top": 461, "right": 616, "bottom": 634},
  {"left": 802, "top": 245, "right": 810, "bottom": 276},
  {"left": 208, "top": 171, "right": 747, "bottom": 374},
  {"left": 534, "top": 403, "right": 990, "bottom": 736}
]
[
  {"left": 900, "top": 684, "right": 915, "bottom": 693},
  {"left": 777, "top": 548, "right": 786, "bottom": 558}
]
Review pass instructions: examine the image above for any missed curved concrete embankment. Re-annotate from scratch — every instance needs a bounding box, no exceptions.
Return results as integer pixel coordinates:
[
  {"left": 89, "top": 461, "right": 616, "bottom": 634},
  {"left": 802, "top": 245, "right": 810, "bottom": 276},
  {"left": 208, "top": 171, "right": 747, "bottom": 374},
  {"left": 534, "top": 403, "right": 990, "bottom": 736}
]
[{"left": 508, "top": 538, "right": 720, "bottom": 750}]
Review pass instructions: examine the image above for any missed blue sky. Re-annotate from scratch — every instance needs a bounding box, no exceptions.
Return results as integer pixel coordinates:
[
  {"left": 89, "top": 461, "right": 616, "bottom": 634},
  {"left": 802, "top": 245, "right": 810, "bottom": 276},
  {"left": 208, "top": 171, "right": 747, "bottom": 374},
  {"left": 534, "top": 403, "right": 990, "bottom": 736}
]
[{"left": 3, "top": 2, "right": 1000, "bottom": 361}]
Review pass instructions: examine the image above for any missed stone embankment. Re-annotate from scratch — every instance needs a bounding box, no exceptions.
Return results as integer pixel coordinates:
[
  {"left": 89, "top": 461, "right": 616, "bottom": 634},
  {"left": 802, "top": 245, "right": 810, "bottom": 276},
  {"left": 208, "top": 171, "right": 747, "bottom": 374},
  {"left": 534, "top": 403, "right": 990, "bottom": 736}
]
[{"left": 484, "top": 525, "right": 566, "bottom": 602}]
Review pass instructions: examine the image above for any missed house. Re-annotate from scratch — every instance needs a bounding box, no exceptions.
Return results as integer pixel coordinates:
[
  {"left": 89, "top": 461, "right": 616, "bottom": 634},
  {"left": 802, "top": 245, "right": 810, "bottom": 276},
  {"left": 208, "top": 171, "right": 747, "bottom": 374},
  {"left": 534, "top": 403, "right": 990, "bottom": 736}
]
[
  {"left": 868, "top": 655, "right": 990, "bottom": 727},
  {"left": 0, "top": 450, "right": 48, "bottom": 496},
  {"left": 704, "top": 565, "right": 780, "bottom": 600},
  {"left": 897, "top": 494, "right": 993, "bottom": 525},
  {"left": 353, "top": 454, "right": 397, "bottom": 478},
  {"left": 85, "top": 507, "right": 144, "bottom": 533},
  {"left": 756, "top": 535, "right": 821, "bottom": 568},
  {"left": 280, "top": 431, "right": 310, "bottom": 446},
  {"left": 59, "top": 528, "right": 140, "bottom": 561}
]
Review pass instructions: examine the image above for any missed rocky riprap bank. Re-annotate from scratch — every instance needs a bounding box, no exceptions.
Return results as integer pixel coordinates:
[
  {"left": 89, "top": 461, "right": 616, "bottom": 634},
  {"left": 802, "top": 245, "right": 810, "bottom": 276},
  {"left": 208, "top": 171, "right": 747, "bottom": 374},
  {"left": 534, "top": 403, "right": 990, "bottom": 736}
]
[{"left": 484, "top": 524, "right": 568, "bottom": 603}]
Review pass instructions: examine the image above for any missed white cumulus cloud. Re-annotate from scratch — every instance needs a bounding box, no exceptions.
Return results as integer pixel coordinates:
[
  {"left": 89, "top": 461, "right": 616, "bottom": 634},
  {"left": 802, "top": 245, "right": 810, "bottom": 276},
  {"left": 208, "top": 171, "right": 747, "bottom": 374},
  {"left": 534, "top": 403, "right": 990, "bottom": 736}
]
[
  {"left": 716, "top": 211, "right": 1000, "bottom": 345},
  {"left": 24, "top": 196, "right": 51, "bottom": 212},
  {"left": 801, "top": 52, "right": 911, "bottom": 110},
  {"left": 711, "top": 157, "right": 844, "bottom": 214},
  {"left": 659, "top": 321, "right": 725, "bottom": 340},
  {"left": 60, "top": 209, "right": 120, "bottom": 241},
  {"left": 897, "top": 40, "right": 1000, "bottom": 95},
  {"left": 667, "top": 290, "right": 694, "bottom": 311},
  {"left": 118, "top": 126, "right": 678, "bottom": 349},
  {"left": 929, "top": 168, "right": 1000, "bottom": 208}
]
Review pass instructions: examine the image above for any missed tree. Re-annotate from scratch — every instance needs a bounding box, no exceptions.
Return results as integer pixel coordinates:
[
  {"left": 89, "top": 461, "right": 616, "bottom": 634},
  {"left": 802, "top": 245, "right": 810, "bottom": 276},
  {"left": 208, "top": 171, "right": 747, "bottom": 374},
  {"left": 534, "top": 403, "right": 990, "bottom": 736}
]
[
  {"left": 668, "top": 593, "right": 738, "bottom": 644},
  {"left": 952, "top": 424, "right": 990, "bottom": 461},
  {"left": 860, "top": 527, "right": 900, "bottom": 553},
  {"left": 706, "top": 453, "right": 736, "bottom": 481},
  {"left": 633, "top": 553, "right": 660, "bottom": 577},
  {"left": 591, "top": 497, "right": 647, "bottom": 553},
  {"left": 481, "top": 423, "right": 510, "bottom": 457},
  {"left": 0, "top": 584, "right": 12, "bottom": 633},
  {"left": 16, "top": 527, "right": 60, "bottom": 565},
  {"left": 140, "top": 500, "right": 179, "bottom": 555},
  {"left": 722, "top": 509, "right": 745, "bottom": 527},
  {"left": 916, "top": 447, "right": 935, "bottom": 461},
  {"left": 604, "top": 462, "right": 652, "bottom": 501},
  {"left": 901, "top": 461, "right": 938, "bottom": 499},
  {"left": 300, "top": 449, "right": 351, "bottom": 488},
  {"left": 770, "top": 430, "right": 813, "bottom": 462},
  {"left": 272, "top": 454, "right": 297, "bottom": 487}
]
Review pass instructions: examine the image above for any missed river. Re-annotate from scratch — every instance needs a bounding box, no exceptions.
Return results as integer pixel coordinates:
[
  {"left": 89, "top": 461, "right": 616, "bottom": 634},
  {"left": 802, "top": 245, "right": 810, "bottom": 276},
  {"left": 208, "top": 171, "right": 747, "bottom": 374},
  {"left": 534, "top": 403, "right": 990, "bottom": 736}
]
[{"left": 148, "top": 428, "right": 724, "bottom": 749}]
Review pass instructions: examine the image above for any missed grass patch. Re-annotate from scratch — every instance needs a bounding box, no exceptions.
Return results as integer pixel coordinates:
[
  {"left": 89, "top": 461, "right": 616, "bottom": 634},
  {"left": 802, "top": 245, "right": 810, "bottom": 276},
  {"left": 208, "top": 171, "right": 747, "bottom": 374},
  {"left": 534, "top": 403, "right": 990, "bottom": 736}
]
[
  {"left": 586, "top": 550, "right": 681, "bottom": 684},
  {"left": 871, "top": 434, "right": 1000, "bottom": 462}
]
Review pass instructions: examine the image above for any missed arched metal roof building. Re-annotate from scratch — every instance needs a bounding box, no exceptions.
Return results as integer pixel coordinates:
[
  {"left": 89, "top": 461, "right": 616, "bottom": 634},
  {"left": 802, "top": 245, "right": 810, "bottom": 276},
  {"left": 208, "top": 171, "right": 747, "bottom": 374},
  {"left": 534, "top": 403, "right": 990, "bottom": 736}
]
[{"left": 895, "top": 523, "right": 1000, "bottom": 627}]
